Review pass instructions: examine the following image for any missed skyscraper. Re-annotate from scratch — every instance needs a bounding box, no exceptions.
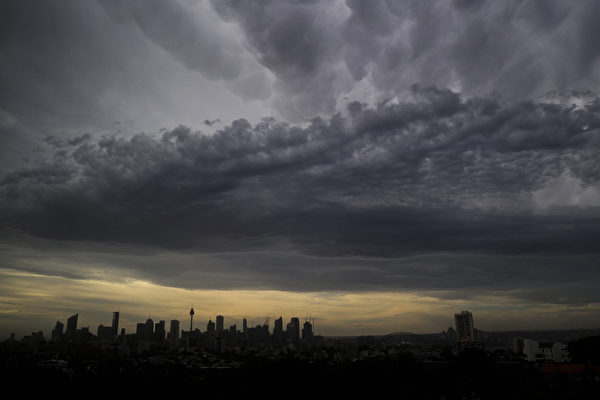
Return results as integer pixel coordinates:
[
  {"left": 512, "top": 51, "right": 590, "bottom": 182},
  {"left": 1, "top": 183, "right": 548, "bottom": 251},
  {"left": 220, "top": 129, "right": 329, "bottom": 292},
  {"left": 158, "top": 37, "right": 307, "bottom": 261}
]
[
  {"left": 206, "top": 319, "right": 215, "bottom": 332},
  {"left": 145, "top": 318, "right": 154, "bottom": 341},
  {"left": 111, "top": 311, "right": 119, "bottom": 337},
  {"left": 136, "top": 323, "right": 146, "bottom": 339},
  {"left": 66, "top": 313, "right": 78, "bottom": 336},
  {"left": 216, "top": 315, "right": 224, "bottom": 334},
  {"left": 286, "top": 317, "right": 300, "bottom": 343},
  {"left": 169, "top": 320, "right": 180, "bottom": 348},
  {"left": 455, "top": 310, "right": 475, "bottom": 342},
  {"left": 273, "top": 316, "right": 284, "bottom": 345},
  {"left": 51, "top": 321, "right": 64, "bottom": 343},
  {"left": 302, "top": 320, "right": 313, "bottom": 344},
  {"left": 155, "top": 320, "right": 166, "bottom": 343}
]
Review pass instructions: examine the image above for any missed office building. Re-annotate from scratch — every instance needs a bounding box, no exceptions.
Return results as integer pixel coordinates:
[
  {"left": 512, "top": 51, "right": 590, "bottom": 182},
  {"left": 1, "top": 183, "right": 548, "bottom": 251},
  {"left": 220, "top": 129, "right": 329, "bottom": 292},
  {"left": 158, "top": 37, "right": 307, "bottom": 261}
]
[
  {"left": 454, "top": 310, "right": 483, "bottom": 351},
  {"left": 66, "top": 313, "right": 78, "bottom": 336},
  {"left": 216, "top": 315, "right": 224, "bottom": 334},
  {"left": 522, "top": 339, "right": 569, "bottom": 362},
  {"left": 302, "top": 320, "right": 313, "bottom": 344},
  {"left": 286, "top": 317, "right": 300, "bottom": 343},
  {"left": 51, "top": 321, "right": 64, "bottom": 343},
  {"left": 155, "top": 320, "right": 166, "bottom": 343},
  {"left": 455, "top": 311, "right": 475, "bottom": 342},
  {"left": 112, "top": 312, "right": 119, "bottom": 337},
  {"left": 145, "top": 319, "right": 154, "bottom": 341},
  {"left": 97, "top": 324, "right": 113, "bottom": 341},
  {"left": 136, "top": 323, "right": 146, "bottom": 340},
  {"left": 169, "top": 320, "right": 180, "bottom": 348},
  {"left": 206, "top": 319, "right": 215, "bottom": 332}
]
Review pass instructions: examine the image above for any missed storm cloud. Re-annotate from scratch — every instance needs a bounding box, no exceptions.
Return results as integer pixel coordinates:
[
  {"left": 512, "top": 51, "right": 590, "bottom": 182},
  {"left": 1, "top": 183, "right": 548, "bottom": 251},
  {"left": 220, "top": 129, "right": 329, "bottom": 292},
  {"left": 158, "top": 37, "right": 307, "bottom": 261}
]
[
  {"left": 210, "top": 0, "right": 600, "bottom": 119},
  {"left": 2, "top": 87, "right": 599, "bottom": 260},
  {"left": 1, "top": 1, "right": 600, "bottom": 332}
]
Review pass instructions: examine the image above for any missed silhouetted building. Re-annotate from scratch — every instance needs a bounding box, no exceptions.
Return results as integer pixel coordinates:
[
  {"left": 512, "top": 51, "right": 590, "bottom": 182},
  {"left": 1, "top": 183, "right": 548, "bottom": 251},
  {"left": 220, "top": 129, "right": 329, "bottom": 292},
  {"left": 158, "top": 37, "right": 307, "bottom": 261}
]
[
  {"left": 136, "top": 323, "right": 146, "bottom": 340},
  {"left": 155, "top": 320, "right": 166, "bottom": 343},
  {"left": 216, "top": 315, "right": 224, "bottom": 334},
  {"left": 76, "top": 327, "right": 93, "bottom": 344},
  {"left": 243, "top": 318, "right": 247, "bottom": 334},
  {"left": 302, "top": 320, "right": 313, "bottom": 344},
  {"left": 286, "top": 317, "right": 300, "bottom": 344},
  {"left": 111, "top": 311, "right": 119, "bottom": 337},
  {"left": 51, "top": 321, "right": 64, "bottom": 343},
  {"left": 273, "top": 316, "right": 284, "bottom": 345},
  {"left": 97, "top": 324, "right": 113, "bottom": 341},
  {"left": 207, "top": 319, "right": 215, "bottom": 332},
  {"left": 169, "top": 320, "right": 180, "bottom": 348},
  {"left": 66, "top": 313, "right": 78, "bottom": 337},
  {"left": 205, "top": 320, "right": 216, "bottom": 351},
  {"left": 145, "top": 319, "right": 154, "bottom": 341}
]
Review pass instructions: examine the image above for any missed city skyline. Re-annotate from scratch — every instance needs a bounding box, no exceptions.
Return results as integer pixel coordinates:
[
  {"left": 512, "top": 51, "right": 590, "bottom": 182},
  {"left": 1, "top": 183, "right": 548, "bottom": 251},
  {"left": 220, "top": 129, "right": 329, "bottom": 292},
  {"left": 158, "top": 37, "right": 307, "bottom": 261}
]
[{"left": 1, "top": 1, "right": 600, "bottom": 338}]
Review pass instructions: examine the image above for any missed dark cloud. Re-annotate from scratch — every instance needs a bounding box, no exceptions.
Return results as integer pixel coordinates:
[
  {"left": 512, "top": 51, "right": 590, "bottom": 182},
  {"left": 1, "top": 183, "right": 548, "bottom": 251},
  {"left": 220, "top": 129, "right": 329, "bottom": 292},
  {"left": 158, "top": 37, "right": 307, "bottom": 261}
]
[
  {"left": 210, "top": 0, "right": 600, "bottom": 119},
  {"left": 2, "top": 88, "right": 599, "bottom": 259},
  {"left": 1, "top": 1, "right": 600, "bottom": 306}
]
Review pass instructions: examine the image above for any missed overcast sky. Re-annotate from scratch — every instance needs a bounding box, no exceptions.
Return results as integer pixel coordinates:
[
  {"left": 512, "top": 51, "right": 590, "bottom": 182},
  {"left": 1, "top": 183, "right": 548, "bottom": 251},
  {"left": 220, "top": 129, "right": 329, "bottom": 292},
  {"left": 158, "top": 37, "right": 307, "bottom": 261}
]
[{"left": 1, "top": 0, "right": 600, "bottom": 337}]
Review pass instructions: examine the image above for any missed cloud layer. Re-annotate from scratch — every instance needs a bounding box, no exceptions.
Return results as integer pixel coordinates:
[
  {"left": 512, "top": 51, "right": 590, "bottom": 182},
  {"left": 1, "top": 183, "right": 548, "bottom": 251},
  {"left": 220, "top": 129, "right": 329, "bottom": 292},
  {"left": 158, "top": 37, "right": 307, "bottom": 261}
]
[
  {"left": 2, "top": 88, "right": 599, "bottom": 261},
  {"left": 209, "top": 0, "right": 600, "bottom": 119},
  {"left": 2, "top": 1, "right": 600, "bottom": 332}
]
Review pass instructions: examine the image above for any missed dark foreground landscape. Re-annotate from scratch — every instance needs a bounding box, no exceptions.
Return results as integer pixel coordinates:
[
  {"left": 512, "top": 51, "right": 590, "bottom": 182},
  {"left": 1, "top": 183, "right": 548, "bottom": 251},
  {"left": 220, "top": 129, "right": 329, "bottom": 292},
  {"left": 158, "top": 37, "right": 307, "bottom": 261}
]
[{"left": 3, "top": 332, "right": 600, "bottom": 399}]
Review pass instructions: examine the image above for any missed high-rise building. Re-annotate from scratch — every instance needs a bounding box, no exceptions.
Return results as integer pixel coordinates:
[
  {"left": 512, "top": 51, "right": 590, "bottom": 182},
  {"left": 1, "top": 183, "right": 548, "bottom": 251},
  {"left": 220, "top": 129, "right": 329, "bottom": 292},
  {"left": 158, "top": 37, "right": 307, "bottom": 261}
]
[
  {"left": 136, "top": 323, "right": 146, "bottom": 340},
  {"left": 51, "top": 321, "right": 64, "bottom": 343},
  {"left": 216, "top": 315, "right": 224, "bottom": 334},
  {"left": 111, "top": 312, "right": 119, "bottom": 337},
  {"left": 243, "top": 318, "right": 248, "bottom": 334},
  {"left": 286, "top": 317, "right": 300, "bottom": 343},
  {"left": 97, "top": 324, "right": 113, "bottom": 341},
  {"left": 145, "top": 319, "right": 154, "bottom": 341},
  {"left": 189, "top": 308, "right": 195, "bottom": 332},
  {"left": 206, "top": 319, "right": 215, "bottom": 332},
  {"left": 66, "top": 313, "right": 78, "bottom": 336},
  {"left": 302, "top": 320, "right": 313, "bottom": 344},
  {"left": 155, "top": 320, "right": 166, "bottom": 343},
  {"left": 454, "top": 310, "right": 475, "bottom": 342},
  {"left": 169, "top": 320, "right": 180, "bottom": 348},
  {"left": 273, "top": 316, "right": 284, "bottom": 345}
]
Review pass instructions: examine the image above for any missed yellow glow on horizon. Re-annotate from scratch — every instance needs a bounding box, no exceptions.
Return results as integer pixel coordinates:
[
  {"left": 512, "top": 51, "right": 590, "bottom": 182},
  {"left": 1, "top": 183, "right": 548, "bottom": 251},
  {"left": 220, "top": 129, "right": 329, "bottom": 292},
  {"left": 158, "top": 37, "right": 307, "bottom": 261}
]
[{"left": 1, "top": 268, "right": 599, "bottom": 338}]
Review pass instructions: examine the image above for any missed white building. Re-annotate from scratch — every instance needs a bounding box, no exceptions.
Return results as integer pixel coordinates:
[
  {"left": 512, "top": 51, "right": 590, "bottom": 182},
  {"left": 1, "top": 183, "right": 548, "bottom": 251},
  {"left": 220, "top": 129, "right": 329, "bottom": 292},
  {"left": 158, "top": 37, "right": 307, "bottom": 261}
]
[{"left": 522, "top": 339, "right": 569, "bottom": 362}]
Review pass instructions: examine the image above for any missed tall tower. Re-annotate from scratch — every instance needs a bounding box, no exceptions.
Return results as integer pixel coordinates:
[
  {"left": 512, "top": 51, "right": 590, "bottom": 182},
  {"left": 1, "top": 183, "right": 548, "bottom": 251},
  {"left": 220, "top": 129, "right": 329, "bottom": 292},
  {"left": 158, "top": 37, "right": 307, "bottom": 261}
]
[
  {"left": 169, "top": 320, "right": 180, "bottom": 348},
  {"left": 189, "top": 307, "right": 195, "bottom": 332},
  {"left": 145, "top": 318, "right": 154, "bottom": 342},
  {"left": 112, "top": 311, "right": 120, "bottom": 337},
  {"left": 216, "top": 315, "right": 224, "bottom": 334},
  {"left": 66, "top": 313, "right": 78, "bottom": 336},
  {"left": 454, "top": 310, "right": 475, "bottom": 342}
]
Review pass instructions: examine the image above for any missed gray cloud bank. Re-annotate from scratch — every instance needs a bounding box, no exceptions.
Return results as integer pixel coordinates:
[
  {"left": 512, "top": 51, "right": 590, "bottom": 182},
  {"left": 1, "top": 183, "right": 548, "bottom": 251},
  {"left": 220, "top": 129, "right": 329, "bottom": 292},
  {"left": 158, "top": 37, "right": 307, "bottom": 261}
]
[
  {"left": 2, "top": 88, "right": 599, "bottom": 260},
  {"left": 1, "top": 1, "right": 600, "bottom": 303},
  {"left": 209, "top": 0, "right": 600, "bottom": 119}
]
